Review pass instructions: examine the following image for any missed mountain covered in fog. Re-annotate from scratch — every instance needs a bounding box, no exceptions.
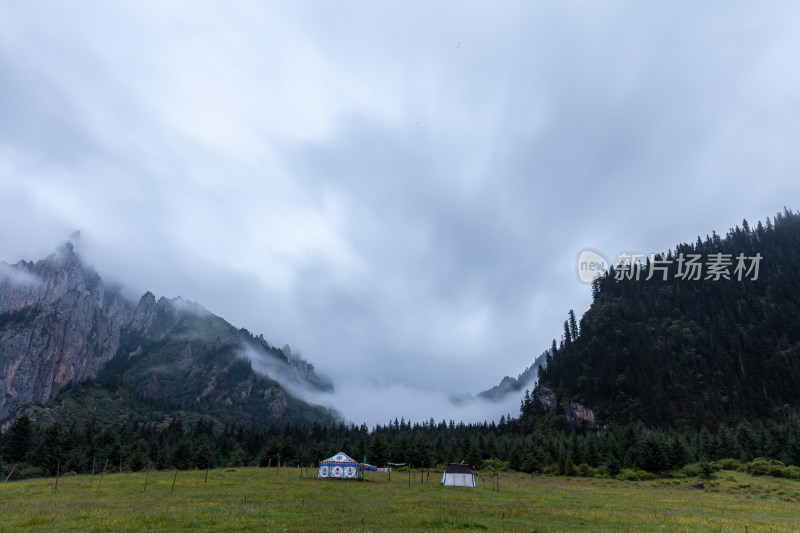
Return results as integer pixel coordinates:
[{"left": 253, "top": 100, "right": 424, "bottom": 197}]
[
  {"left": 0, "top": 242, "right": 336, "bottom": 428},
  {"left": 478, "top": 350, "right": 548, "bottom": 402}
]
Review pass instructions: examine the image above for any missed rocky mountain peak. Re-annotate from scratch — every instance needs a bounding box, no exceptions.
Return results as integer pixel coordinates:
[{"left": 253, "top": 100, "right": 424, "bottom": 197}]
[
  {"left": 0, "top": 243, "right": 335, "bottom": 427},
  {"left": 0, "top": 242, "right": 129, "bottom": 420}
]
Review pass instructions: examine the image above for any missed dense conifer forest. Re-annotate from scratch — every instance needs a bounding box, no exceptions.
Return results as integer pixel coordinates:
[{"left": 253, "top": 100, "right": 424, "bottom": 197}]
[
  {"left": 3, "top": 407, "right": 800, "bottom": 480},
  {"left": 540, "top": 208, "right": 800, "bottom": 428}
]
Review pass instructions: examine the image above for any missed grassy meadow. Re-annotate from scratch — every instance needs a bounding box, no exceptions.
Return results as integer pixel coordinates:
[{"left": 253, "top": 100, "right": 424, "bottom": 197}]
[{"left": 1, "top": 467, "right": 799, "bottom": 532}]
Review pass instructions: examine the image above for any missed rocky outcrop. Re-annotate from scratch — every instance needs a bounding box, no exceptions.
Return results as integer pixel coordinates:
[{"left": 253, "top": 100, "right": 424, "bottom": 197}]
[
  {"left": 264, "top": 387, "right": 288, "bottom": 417},
  {"left": 532, "top": 385, "right": 600, "bottom": 429},
  {"left": 125, "top": 292, "right": 158, "bottom": 335},
  {"left": 280, "top": 344, "right": 334, "bottom": 391},
  {"left": 145, "top": 372, "right": 160, "bottom": 397}
]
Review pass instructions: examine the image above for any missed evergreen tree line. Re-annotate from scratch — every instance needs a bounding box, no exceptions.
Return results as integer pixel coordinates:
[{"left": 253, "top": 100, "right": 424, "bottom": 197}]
[{"left": 4, "top": 406, "right": 800, "bottom": 480}]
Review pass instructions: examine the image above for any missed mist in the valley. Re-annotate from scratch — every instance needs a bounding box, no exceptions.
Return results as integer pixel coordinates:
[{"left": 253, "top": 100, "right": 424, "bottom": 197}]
[
  {"left": 241, "top": 338, "right": 531, "bottom": 427},
  {"left": 324, "top": 379, "right": 527, "bottom": 428}
]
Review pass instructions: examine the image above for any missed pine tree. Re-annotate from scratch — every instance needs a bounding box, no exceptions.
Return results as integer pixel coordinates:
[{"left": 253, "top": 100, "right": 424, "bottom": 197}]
[
  {"left": 563, "top": 320, "right": 572, "bottom": 347},
  {"left": 568, "top": 309, "right": 579, "bottom": 341},
  {"left": 466, "top": 437, "right": 483, "bottom": 469},
  {"left": 563, "top": 452, "right": 577, "bottom": 476},
  {"left": 4, "top": 415, "right": 32, "bottom": 463}
]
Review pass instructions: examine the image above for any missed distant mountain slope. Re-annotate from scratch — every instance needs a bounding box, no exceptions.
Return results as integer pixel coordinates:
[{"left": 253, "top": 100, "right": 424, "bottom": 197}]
[
  {"left": 537, "top": 208, "right": 800, "bottom": 429},
  {"left": 478, "top": 350, "right": 548, "bottom": 402},
  {"left": 0, "top": 242, "right": 336, "bottom": 428}
]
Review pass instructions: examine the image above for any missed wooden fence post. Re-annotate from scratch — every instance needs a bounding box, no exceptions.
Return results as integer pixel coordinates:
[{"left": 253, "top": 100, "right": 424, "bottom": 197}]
[
  {"left": 4, "top": 463, "right": 16, "bottom": 483},
  {"left": 90, "top": 458, "right": 96, "bottom": 486},
  {"left": 144, "top": 461, "right": 151, "bottom": 492},
  {"left": 205, "top": 461, "right": 210, "bottom": 484},
  {"left": 96, "top": 458, "right": 109, "bottom": 489},
  {"left": 55, "top": 460, "right": 60, "bottom": 491},
  {"left": 171, "top": 470, "right": 178, "bottom": 493}
]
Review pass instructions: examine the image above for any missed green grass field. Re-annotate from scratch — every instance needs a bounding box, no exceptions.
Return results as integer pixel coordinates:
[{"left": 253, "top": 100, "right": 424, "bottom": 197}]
[{"left": 1, "top": 467, "right": 798, "bottom": 532}]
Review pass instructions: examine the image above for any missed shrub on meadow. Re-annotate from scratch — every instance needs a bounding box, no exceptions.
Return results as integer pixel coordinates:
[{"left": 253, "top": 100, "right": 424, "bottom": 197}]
[
  {"left": 617, "top": 469, "right": 654, "bottom": 481},
  {"left": 714, "top": 458, "right": 742, "bottom": 471}
]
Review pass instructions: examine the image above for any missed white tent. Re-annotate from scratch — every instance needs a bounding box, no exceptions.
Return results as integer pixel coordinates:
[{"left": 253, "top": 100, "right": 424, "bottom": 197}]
[
  {"left": 317, "top": 452, "right": 363, "bottom": 480},
  {"left": 441, "top": 464, "right": 476, "bottom": 487}
]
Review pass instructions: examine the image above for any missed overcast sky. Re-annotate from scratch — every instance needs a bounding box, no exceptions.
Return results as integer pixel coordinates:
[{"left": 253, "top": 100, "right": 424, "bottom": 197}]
[{"left": 2, "top": 1, "right": 800, "bottom": 426}]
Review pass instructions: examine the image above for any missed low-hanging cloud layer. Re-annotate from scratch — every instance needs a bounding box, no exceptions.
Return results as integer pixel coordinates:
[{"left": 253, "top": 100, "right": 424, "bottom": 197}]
[{"left": 2, "top": 1, "right": 800, "bottom": 425}]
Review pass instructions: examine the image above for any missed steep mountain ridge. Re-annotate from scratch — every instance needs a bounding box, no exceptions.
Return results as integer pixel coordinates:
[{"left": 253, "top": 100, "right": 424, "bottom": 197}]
[
  {"left": 478, "top": 350, "right": 548, "bottom": 402},
  {"left": 0, "top": 242, "right": 335, "bottom": 428}
]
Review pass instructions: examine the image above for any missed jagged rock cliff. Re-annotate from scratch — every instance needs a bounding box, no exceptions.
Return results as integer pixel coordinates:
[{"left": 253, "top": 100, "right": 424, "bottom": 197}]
[
  {"left": 532, "top": 385, "right": 600, "bottom": 429},
  {"left": 0, "top": 242, "right": 335, "bottom": 427},
  {"left": 0, "top": 243, "right": 135, "bottom": 420}
]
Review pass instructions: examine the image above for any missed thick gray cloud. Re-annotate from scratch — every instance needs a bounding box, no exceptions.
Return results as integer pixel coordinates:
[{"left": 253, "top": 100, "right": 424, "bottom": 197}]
[{"left": 2, "top": 1, "right": 800, "bottom": 425}]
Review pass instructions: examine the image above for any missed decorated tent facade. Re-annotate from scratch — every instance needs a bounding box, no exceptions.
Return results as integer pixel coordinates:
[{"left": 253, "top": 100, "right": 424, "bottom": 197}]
[
  {"left": 441, "top": 464, "right": 476, "bottom": 487},
  {"left": 317, "top": 452, "right": 377, "bottom": 479}
]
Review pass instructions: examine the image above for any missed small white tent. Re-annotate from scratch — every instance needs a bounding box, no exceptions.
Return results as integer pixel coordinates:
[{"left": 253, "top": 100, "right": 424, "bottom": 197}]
[
  {"left": 441, "top": 464, "right": 476, "bottom": 487},
  {"left": 317, "top": 452, "right": 363, "bottom": 480}
]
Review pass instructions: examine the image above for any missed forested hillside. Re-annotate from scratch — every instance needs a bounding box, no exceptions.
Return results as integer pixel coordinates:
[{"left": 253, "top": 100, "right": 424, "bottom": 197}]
[{"left": 539, "top": 208, "right": 800, "bottom": 428}]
